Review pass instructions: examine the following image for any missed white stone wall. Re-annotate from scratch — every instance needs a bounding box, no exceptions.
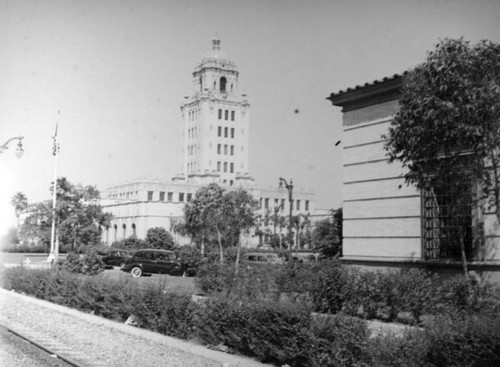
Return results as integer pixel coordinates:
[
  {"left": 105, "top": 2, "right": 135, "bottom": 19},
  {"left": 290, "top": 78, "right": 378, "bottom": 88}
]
[{"left": 342, "top": 102, "right": 423, "bottom": 261}]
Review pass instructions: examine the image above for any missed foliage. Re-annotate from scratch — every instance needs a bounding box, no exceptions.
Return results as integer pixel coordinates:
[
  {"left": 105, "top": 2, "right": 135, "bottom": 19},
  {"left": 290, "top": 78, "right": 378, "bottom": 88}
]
[
  {"left": 11, "top": 192, "right": 28, "bottom": 218},
  {"left": 2, "top": 265, "right": 500, "bottom": 367},
  {"left": 59, "top": 251, "right": 105, "bottom": 275},
  {"left": 193, "top": 297, "right": 313, "bottom": 366},
  {"left": 386, "top": 38, "right": 500, "bottom": 212},
  {"left": 385, "top": 39, "right": 500, "bottom": 271},
  {"left": 181, "top": 183, "right": 257, "bottom": 263},
  {"left": 111, "top": 236, "right": 146, "bottom": 250},
  {"left": 312, "top": 208, "right": 342, "bottom": 258},
  {"left": 19, "top": 178, "right": 113, "bottom": 251},
  {"left": 309, "top": 313, "right": 371, "bottom": 367},
  {"left": 0, "top": 227, "right": 20, "bottom": 251},
  {"left": 145, "top": 227, "right": 175, "bottom": 250}
]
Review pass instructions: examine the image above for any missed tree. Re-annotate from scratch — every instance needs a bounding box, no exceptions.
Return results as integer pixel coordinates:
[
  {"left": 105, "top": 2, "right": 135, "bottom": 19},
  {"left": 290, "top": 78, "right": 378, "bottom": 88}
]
[
  {"left": 312, "top": 208, "right": 342, "bottom": 258},
  {"left": 145, "top": 227, "right": 175, "bottom": 250},
  {"left": 20, "top": 178, "right": 113, "bottom": 252},
  {"left": 385, "top": 38, "right": 500, "bottom": 276},
  {"left": 181, "top": 183, "right": 257, "bottom": 269},
  {"left": 11, "top": 192, "right": 28, "bottom": 219}
]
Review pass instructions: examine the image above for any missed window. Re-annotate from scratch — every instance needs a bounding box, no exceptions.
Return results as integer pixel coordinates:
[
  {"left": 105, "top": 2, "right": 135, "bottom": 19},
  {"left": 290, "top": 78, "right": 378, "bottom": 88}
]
[
  {"left": 423, "top": 180, "right": 473, "bottom": 260},
  {"left": 220, "top": 77, "right": 226, "bottom": 92},
  {"left": 230, "top": 162, "right": 234, "bottom": 173},
  {"left": 224, "top": 127, "right": 228, "bottom": 137},
  {"left": 168, "top": 192, "right": 173, "bottom": 202},
  {"left": 259, "top": 198, "right": 263, "bottom": 209},
  {"left": 147, "top": 191, "right": 153, "bottom": 201},
  {"left": 159, "top": 191, "right": 165, "bottom": 201},
  {"left": 224, "top": 162, "right": 227, "bottom": 172},
  {"left": 305, "top": 200, "right": 309, "bottom": 211},
  {"left": 231, "top": 111, "right": 235, "bottom": 121},
  {"left": 225, "top": 109, "right": 228, "bottom": 120},
  {"left": 217, "top": 144, "right": 221, "bottom": 154},
  {"left": 224, "top": 145, "right": 228, "bottom": 155},
  {"left": 281, "top": 199, "right": 285, "bottom": 209},
  {"left": 179, "top": 193, "right": 185, "bottom": 202},
  {"left": 231, "top": 128, "right": 234, "bottom": 138},
  {"left": 296, "top": 200, "right": 300, "bottom": 210},
  {"left": 187, "top": 193, "right": 192, "bottom": 202},
  {"left": 230, "top": 180, "right": 233, "bottom": 186},
  {"left": 265, "top": 198, "right": 269, "bottom": 209},
  {"left": 218, "top": 109, "right": 222, "bottom": 119},
  {"left": 218, "top": 126, "right": 222, "bottom": 137},
  {"left": 217, "top": 161, "right": 221, "bottom": 172},
  {"left": 230, "top": 145, "right": 234, "bottom": 155}
]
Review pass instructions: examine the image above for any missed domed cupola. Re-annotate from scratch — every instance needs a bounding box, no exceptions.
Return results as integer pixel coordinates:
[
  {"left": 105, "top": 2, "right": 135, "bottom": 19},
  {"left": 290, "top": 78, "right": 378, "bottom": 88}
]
[{"left": 193, "top": 38, "right": 239, "bottom": 95}]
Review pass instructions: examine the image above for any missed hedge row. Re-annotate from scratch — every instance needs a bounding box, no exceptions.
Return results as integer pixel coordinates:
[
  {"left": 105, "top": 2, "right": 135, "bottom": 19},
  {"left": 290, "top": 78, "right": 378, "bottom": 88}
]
[
  {"left": 2, "top": 266, "right": 500, "bottom": 366},
  {"left": 196, "top": 259, "right": 500, "bottom": 324}
]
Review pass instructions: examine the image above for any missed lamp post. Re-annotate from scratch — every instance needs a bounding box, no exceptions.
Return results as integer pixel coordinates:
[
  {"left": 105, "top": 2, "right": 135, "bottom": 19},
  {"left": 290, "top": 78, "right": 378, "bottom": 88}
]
[
  {"left": 47, "top": 116, "right": 60, "bottom": 264},
  {"left": 0, "top": 136, "right": 24, "bottom": 158},
  {"left": 279, "top": 177, "right": 293, "bottom": 252},
  {"left": 273, "top": 204, "right": 283, "bottom": 247}
]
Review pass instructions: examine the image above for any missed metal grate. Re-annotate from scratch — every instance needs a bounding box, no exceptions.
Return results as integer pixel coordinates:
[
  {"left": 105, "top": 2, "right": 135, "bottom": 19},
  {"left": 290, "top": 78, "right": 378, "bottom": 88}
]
[{"left": 423, "top": 182, "right": 473, "bottom": 260}]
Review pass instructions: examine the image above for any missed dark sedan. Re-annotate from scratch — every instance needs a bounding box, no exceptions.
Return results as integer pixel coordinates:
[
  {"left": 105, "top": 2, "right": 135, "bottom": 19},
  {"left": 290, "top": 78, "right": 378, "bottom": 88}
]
[{"left": 121, "top": 249, "right": 185, "bottom": 277}]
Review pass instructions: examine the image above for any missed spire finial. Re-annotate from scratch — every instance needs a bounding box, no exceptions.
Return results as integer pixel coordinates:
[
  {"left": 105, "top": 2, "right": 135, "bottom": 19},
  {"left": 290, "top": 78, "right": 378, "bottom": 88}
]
[{"left": 212, "top": 36, "right": 220, "bottom": 51}]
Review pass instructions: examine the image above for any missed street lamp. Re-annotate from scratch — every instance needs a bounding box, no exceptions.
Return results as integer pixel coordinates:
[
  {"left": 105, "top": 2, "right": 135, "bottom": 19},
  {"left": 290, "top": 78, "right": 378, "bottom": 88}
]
[
  {"left": 0, "top": 136, "right": 24, "bottom": 158},
  {"left": 279, "top": 177, "right": 293, "bottom": 252}
]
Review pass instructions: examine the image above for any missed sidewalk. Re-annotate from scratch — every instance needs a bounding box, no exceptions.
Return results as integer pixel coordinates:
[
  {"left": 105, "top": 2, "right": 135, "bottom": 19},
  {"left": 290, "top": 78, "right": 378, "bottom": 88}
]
[{"left": 0, "top": 288, "right": 272, "bottom": 367}]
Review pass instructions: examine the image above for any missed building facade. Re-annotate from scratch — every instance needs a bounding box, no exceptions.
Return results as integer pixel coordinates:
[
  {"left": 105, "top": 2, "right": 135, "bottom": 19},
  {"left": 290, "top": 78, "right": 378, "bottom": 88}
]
[
  {"left": 327, "top": 75, "right": 500, "bottom": 280},
  {"left": 102, "top": 39, "right": 315, "bottom": 247}
]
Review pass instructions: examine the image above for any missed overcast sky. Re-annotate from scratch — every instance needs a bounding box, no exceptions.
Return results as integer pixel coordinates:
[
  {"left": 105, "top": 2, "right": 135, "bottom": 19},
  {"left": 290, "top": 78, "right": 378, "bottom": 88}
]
[{"left": 1, "top": 0, "right": 500, "bottom": 236}]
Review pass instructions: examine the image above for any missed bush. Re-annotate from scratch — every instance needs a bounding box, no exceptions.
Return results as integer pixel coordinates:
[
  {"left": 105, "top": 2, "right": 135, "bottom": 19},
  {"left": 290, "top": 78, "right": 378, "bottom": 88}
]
[
  {"left": 59, "top": 251, "right": 105, "bottom": 275},
  {"left": 424, "top": 313, "right": 500, "bottom": 366},
  {"left": 310, "top": 313, "right": 370, "bottom": 367},
  {"left": 193, "top": 297, "right": 313, "bottom": 366},
  {"left": 437, "top": 276, "right": 500, "bottom": 315}
]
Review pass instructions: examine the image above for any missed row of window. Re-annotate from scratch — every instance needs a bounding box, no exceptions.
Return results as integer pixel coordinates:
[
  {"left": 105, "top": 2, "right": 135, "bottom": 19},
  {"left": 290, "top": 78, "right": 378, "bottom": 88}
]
[
  {"left": 188, "top": 109, "right": 199, "bottom": 122},
  {"left": 260, "top": 197, "right": 310, "bottom": 211},
  {"left": 147, "top": 191, "right": 193, "bottom": 203},
  {"left": 188, "top": 127, "right": 198, "bottom": 139},
  {"left": 218, "top": 144, "right": 234, "bottom": 155},
  {"left": 218, "top": 108, "right": 235, "bottom": 121},
  {"left": 216, "top": 161, "right": 234, "bottom": 173},
  {"left": 218, "top": 126, "right": 235, "bottom": 138}
]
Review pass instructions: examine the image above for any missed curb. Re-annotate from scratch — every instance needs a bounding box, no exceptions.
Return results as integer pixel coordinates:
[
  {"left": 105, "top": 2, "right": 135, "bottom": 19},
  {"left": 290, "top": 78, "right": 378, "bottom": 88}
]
[{"left": 0, "top": 288, "right": 272, "bottom": 367}]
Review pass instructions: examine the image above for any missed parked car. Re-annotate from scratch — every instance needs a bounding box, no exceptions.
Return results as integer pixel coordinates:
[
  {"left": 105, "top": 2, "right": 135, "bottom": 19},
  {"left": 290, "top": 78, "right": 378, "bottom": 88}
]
[
  {"left": 100, "top": 249, "right": 132, "bottom": 268},
  {"left": 121, "top": 249, "right": 186, "bottom": 277},
  {"left": 241, "top": 252, "right": 284, "bottom": 266}
]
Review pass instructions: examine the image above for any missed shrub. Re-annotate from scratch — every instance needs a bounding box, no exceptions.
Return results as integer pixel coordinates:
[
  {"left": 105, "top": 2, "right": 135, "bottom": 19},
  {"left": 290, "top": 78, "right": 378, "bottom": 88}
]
[
  {"left": 368, "top": 331, "right": 430, "bottom": 367},
  {"left": 424, "top": 313, "right": 500, "bottom": 366},
  {"left": 309, "top": 313, "right": 370, "bottom": 367},
  {"left": 196, "top": 260, "right": 279, "bottom": 301},
  {"left": 193, "top": 297, "right": 313, "bottom": 367},
  {"left": 438, "top": 276, "right": 500, "bottom": 315},
  {"left": 59, "top": 251, "right": 105, "bottom": 275}
]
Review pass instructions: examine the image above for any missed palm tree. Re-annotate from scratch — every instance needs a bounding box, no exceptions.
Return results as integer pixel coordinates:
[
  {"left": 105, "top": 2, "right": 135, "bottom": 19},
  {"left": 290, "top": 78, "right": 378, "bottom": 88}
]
[{"left": 11, "top": 192, "right": 28, "bottom": 218}]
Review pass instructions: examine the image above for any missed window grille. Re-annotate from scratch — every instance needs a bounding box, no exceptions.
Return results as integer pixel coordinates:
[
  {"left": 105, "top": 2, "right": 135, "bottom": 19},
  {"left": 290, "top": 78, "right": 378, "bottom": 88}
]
[{"left": 422, "top": 181, "right": 473, "bottom": 260}]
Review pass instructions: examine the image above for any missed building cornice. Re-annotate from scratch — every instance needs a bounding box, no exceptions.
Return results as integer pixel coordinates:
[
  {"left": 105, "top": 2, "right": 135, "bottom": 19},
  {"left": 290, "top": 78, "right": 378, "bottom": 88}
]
[{"left": 327, "top": 74, "right": 403, "bottom": 112}]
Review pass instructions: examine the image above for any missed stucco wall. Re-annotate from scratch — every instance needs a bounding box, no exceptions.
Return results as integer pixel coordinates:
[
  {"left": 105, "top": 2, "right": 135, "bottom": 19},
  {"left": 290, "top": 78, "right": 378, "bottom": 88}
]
[{"left": 342, "top": 100, "right": 423, "bottom": 261}]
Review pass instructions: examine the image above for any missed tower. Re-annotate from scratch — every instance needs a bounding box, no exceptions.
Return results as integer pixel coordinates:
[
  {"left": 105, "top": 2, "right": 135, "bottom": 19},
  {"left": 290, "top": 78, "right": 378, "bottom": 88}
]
[{"left": 177, "top": 38, "right": 253, "bottom": 186}]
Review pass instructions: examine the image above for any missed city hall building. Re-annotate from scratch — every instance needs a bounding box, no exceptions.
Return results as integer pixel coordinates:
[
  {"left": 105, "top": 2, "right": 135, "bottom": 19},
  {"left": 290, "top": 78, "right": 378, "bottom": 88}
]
[{"left": 101, "top": 39, "right": 315, "bottom": 246}]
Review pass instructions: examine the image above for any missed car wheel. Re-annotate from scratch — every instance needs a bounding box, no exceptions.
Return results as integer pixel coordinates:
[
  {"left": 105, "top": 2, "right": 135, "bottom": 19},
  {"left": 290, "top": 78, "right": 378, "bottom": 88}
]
[{"left": 131, "top": 267, "right": 142, "bottom": 277}]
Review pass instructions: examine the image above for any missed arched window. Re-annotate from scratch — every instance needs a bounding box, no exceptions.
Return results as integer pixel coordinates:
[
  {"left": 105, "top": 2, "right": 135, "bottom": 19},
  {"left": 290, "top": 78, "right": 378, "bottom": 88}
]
[
  {"left": 114, "top": 224, "right": 118, "bottom": 242},
  {"left": 132, "top": 223, "right": 136, "bottom": 237},
  {"left": 220, "top": 77, "right": 227, "bottom": 92},
  {"left": 122, "top": 224, "right": 126, "bottom": 239}
]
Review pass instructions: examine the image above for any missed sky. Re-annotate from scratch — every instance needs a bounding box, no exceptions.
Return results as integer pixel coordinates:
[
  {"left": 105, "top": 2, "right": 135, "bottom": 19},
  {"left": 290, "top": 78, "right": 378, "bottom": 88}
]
[{"left": 1, "top": 0, "right": 500, "bottom": 236}]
